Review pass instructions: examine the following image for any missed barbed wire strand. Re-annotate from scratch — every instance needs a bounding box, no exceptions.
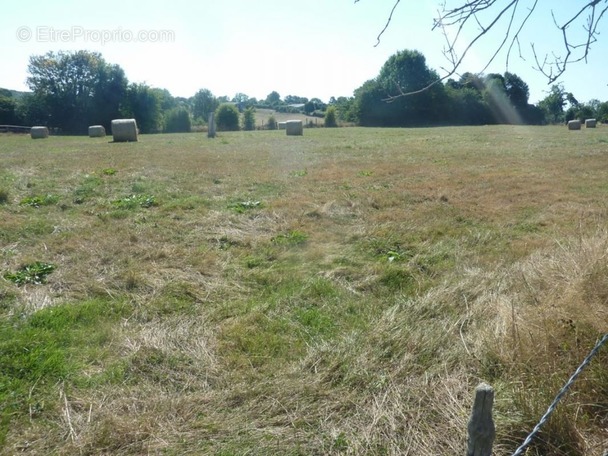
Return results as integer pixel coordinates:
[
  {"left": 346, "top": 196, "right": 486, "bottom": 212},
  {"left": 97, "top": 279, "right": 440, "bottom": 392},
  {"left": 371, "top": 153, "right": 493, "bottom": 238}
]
[{"left": 512, "top": 333, "right": 608, "bottom": 456}]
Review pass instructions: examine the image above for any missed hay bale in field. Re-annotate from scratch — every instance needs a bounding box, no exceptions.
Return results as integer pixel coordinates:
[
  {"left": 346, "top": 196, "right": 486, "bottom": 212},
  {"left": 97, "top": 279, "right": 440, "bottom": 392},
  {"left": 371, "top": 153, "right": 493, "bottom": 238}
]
[
  {"left": 585, "top": 118, "right": 597, "bottom": 128},
  {"left": 30, "top": 126, "right": 49, "bottom": 139},
  {"left": 568, "top": 120, "right": 581, "bottom": 131},
  {"left": 278, "top": 122, "right": 286, "bottom": 130},
  {"left": 285, "top": 120, "right": 303, "bottom": 136},
  {"left": 88, "top": 125, "right": 106, "bottom": 137},
  {"left": 111, "top": 119, "right": 138, "bottom": 142}
]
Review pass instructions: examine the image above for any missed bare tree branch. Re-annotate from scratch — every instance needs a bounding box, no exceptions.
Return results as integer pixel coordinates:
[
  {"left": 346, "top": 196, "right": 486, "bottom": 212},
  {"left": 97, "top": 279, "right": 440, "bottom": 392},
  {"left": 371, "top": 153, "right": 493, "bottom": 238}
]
[
  {"left": 358, "top": 0, "right": 608, "bottom": 98},
  {"left": 383, "top": 0, "right": 520, "bottom": 101},
  {"left": 354, "top": 0, "right": 401, "bottom": 47},
  {"left": 534, "top": 1, "right": 608, "bottom": 83}
]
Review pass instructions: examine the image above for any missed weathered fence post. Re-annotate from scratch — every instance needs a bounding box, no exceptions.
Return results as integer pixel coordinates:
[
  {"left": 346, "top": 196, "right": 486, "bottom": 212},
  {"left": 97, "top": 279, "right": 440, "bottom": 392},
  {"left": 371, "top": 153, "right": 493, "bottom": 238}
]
[
  {"left": 207, "top": 112, "right": 216, "bottom": 138},
  {"left": 467, "top": 383, "right": 495, "bottom": 456}
]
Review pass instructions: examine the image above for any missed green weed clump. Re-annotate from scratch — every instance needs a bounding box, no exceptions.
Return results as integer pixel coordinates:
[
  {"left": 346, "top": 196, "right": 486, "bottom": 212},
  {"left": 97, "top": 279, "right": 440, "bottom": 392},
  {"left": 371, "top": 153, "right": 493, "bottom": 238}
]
[
  {"left": 3, "top": 262, "right": 56, "bottom": 285},
  {"left": 19, "top": 194, "right": 59, "bottom": 207},
  {"left": 228, "top": 200, "right": 262, "bottom": 213},
  {"left": 112, "top": 194, "right": 157, "bottom": 209}
]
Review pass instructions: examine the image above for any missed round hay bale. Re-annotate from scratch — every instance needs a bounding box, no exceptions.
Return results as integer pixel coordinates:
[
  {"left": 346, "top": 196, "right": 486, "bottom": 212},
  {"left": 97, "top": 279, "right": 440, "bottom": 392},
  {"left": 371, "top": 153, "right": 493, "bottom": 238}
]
[
  {"left": 585, "top": 118, "right": 597, "bottom": 128},
  {"left": 30, "top": 126, "right": 49, "bottom": 139},
  {"left": 568, "top": 120, "right": 581, "bottom": 131},
  {"left": 111, "top": 119, "right": 138, "bottom": 142},
  {"left": 285, "top": 120, "right": 303, "bottom": 136},
  {"left": 88, "top": 125, "right": 106, "bottom": 137}
]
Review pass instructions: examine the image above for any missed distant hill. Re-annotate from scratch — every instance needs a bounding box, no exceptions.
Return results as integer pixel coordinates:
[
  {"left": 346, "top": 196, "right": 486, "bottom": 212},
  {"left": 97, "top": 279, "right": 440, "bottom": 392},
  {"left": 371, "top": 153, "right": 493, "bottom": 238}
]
[{"left": 0, "top": 88, "right": 31, "bottom": 99}]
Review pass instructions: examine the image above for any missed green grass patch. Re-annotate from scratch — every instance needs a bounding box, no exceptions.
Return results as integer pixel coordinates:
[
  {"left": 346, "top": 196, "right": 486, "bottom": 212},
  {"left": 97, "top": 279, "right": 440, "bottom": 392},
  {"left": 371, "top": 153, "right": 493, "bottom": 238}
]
[
  {"left": 73, "top": 175, "right": 103, "bottom": 203},
  {"left": 290, "top": 169, "right": 308, "bottom": 177},
  {"left": 271, "top": 230, "right": 308, "bottom": 246},
  {"left": 220, "top": 311, "right": 304, "bottom": 368},
  {"left": 0, "top": 299, "right": 131, "bottom": 443}
]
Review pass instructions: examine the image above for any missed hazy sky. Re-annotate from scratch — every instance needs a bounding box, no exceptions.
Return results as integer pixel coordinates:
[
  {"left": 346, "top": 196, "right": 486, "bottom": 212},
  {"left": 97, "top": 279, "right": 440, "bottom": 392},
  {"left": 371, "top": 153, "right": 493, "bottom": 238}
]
[{"left": 1, "top": 1, "right": 607, "bottom": 104}]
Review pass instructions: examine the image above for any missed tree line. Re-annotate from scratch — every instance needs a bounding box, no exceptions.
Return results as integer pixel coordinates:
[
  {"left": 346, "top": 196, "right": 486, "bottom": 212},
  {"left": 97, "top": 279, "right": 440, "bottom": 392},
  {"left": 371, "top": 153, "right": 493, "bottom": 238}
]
[
  {"left": 332, "top": 49, "right": 608, "bottom": 127},
  {"left": 1, "top": 50, "right": 606, "bottom": 133}
]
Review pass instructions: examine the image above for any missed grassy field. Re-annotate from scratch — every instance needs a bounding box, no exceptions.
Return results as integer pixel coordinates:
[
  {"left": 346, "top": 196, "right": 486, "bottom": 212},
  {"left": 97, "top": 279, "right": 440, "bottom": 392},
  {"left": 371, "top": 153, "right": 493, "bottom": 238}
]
[
  {"left": 254, "top": 108, "right": 324, "bottom": 128},
  {"left": 0, "top": 126, "right": 607, "bottom": 455}
]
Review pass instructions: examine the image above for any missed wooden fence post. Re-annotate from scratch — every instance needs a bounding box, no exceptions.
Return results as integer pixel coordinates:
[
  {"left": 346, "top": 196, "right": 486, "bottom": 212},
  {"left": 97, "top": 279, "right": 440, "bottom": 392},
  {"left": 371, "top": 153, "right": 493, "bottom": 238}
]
[
  {"left": 207, "top": 112, "right": 216, "bottom": 138},
  {"left": 467, "top": 383, "right": 495, "bottom": 456}
]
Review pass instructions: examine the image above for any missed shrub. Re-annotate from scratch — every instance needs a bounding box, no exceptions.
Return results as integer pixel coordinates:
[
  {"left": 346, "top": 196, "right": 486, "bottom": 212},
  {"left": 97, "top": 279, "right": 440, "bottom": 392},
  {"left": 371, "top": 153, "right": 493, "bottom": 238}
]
[
  {"left": 267, "top": 115, "right": 277, "bottom": 130},
  {"left": 164, "top": 107, "right": 192, "bottom": 133},
  {"left": 242, "top": 107, "right": 256, "bottom": 131},
  {"left": 215, "top": 103, "right": 240, "bottom": 131},
  {"left": 325, "top": 106, "right": 338, "bottom": 128}
]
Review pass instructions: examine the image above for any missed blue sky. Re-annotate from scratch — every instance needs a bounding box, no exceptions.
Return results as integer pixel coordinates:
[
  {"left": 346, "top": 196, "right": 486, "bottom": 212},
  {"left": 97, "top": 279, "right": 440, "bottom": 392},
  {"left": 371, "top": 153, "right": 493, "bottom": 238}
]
[{"left": 1, "top": 0, "right": 607, "bottom": 104}]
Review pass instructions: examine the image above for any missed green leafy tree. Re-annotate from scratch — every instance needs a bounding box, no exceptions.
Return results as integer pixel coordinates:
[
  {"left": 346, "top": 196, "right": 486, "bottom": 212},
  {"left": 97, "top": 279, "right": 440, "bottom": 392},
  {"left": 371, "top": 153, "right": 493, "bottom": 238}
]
[
  {"left": 91, "top": 64, "right": 128, "bottom": 130},
  {"left": 304, "top": 101, "right": 315, "bottom": 114},
  {"left": 265, "top": 91, "right": 281, "bottom": 106},
  {"left": 284, "top": 95, "right": 308, "bottom": 104},
  {"left": 26, "top": 50, "right": 127, "bottom": 133},
  {"left": 242, "top": 106, "right": 256, "bottom": 131},
  {"left": 597, "top": 101, "right": 608, "bottom": 123},
  {"left": 457, "top": 72, "right": 485, "bottom": 92},
  {"left": 309, "top": 98, "right": 326, "bottom": 111},
  {"left": 354, "top": 50, "right": 447, "bottom": 126},
  {"left": 324, "top": 106, "right": 338, "bottom": 127},
  {"left": 215, "top": 103, "right": 240, "bottom": 131},
  {"left": 444, "top": 83, "right": 490, "bottom": 125},
  {"left": 154, "top": 88, "right": 178, "bottom": 112},
  {"left": 192, "top": 88, "right": 219, "bottom": 121},
  {"left": 164, "top": 107, "right": 191, "bottom": 133},
  {"left": 232, "top": 93, "right": 250, "bottom": 110},
  {"left": 565, "top": 101, "right": 596, "bottom": 123},
  {"left": 482, "top": 74, "right": 510, "bottom": 124},
  {"left": 504, "top": 72, "right": 530, "bottom": 111},
  {"left": 378, "top": 50, "right": 446, "bottom": 125},
  {"left": 353, "top": 79, "right": 391, "bottom": 126},
  {"left": 15, "top": 93, "right": 50, "bottom": 126},
  {"left": 266, "top": 115, "right": 277, "bottom": 130},
  {"left": 122, "top": 83, "right": 162, "bottom": 133},
  {"left": 332, "top": 96, "right": 357, "bottom": 123},
  {"left": 537, "top": 84, "right": 567, "bottom": 124},
  {"left": 0, "top": 96, "right": 17, "bottom": 124}
]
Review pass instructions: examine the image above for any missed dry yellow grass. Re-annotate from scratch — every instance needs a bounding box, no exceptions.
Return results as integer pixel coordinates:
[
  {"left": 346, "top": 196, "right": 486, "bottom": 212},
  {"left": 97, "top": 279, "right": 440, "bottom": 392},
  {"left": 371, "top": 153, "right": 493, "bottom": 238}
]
[{"left": 0, "top": 126, "right": 607, "bottom": 455}]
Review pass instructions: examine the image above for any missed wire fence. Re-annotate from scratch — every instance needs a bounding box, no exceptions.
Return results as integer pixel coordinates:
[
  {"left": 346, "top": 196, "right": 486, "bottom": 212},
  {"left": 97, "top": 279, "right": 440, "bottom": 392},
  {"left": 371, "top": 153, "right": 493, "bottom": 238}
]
[
  {"left": 511, "top": 332, "right": 608, "bottom": 455},
  {"left": 467, "top": 333, "right": 608, "bottom": 456}
]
